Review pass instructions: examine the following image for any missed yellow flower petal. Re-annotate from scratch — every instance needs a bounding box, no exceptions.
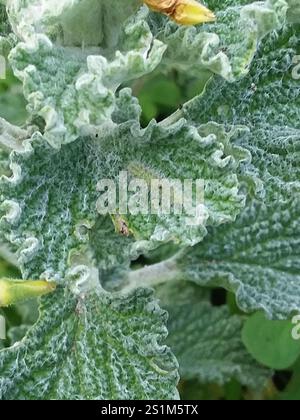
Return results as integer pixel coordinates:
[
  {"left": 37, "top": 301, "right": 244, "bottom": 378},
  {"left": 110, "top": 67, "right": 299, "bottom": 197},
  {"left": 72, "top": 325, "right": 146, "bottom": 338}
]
[
  {"left": 144, "top": 0, "right": 216, "bottom": 25},
  {"left": 173, "top": 0, "right": 216, "bottom": 25}
]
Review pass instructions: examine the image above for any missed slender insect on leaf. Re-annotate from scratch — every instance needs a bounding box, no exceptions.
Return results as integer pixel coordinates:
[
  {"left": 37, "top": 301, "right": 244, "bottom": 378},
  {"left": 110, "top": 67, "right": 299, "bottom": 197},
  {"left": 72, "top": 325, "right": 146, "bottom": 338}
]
[{"left": 144, "top": 0, "right": 216, "bottom": 25}]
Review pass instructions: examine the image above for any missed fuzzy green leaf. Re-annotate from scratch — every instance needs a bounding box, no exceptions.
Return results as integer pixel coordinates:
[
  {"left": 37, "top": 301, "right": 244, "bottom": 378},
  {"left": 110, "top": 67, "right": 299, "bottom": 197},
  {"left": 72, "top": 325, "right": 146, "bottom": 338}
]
[
  {"left": 286, "top": 0, "right": 300, "bottom": 23},
  {"left": 0, "top": 3, "right": 10, "bottom": 36},
  {"left": 280, "top": 360, "right": 300, "bottom": 400},
  {"left": 0, "top": 287, "right": 179, "bottom": 400},
  {"left": 149, "top": 0, "right": 288, "bottom": 81},
  {"left": 0, "top": 94, "right": 248, "bottom": 281},
  {"left": 0, "top": 2, "right": 16, "bottom": 56},
  {"left": 6, "top": 0, "right": 292, "bottom": 147},
  {"left": 174, "top": 25, "right": 300, "bottom": 319},
  {"left": 157, "top": 282, "right": 271, "bottom": 388},
  {"left": 7, "top": 1, "right": 165, "bottom": 147}
]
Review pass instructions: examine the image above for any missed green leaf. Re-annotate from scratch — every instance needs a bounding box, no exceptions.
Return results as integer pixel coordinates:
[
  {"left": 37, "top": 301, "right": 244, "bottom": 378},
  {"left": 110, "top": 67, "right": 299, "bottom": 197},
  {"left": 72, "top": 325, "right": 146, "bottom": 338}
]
[
  {"left": 286, "top": 0, "right": 300, "bottom": 23},
  {"left": 7, "top": 1, "right": 165, "bottom": 147},
  {"left": 149, "top": 0, "right": 288, "bottom": 82},
  {"left": 14, "top": 298, "right": 39, "bottom": 326},
  {"left": 242, "top": 312, "right": 300, "bottom": 370},
  {"left": 7, "top": 0, "right": 140, "bottom": 45},
  {"left": 0, "top": 94, "right": 248, "bottom": 281},
  {"left": 119, "top": 22, "right": 300, "bottom": 318},
  {"left": 0, "top": 0, "right": 299, "bottom": 400},
  {"left": 7, "top": 0, "right": 291, "bottom": 147},
  {"left": 0, "top": 3, "right": 10, "bottom": 36},
  {"left": 0, "top": 3, "right": 16, "bottom": 56},
  {"left": 0, "top": 272, "right": 38, "bottom": 348},
  {"left": 158, "top": 282, "right": 271, "bottom": 388},
  {"left": 178, "top": 192, "right": 300, "bottom": 318},
  {"left": 0, "top": 87, "right": 27, "bottom": 126},
  {"left": 137, "top": 75, "right": 182, "bottom": 123},
  {"left": 172, "top": 25, "right": 300, "bottom": 319},
  {"left": 0, "top": 287, "right": 179, "bottom": 400},
  {"left": 7, "top": 324, "right": 30, "bottom": 344}
]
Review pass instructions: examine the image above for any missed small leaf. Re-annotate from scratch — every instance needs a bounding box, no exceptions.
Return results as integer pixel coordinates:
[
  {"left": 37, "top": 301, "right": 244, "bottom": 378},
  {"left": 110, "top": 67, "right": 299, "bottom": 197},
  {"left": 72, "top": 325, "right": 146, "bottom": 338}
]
[{"left": 242, "top": 312, "right": 300, "bottom": 370}]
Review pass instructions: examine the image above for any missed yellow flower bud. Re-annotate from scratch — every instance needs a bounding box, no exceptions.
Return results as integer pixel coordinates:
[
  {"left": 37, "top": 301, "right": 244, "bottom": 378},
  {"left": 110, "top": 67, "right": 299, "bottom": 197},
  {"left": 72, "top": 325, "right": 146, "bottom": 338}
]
[
  {"left": 144, "top": 0, "right": 215, "bottom": 25},
  {"left": 0, "top": 279, "right": 56, "bottom": 307}
]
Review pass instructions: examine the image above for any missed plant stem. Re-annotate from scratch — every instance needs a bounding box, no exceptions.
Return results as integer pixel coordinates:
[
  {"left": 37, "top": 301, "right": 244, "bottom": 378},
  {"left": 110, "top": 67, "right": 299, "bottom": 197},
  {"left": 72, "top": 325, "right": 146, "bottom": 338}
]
[{"left": 123, "top": 257, "right": 181, "bottom": 293}]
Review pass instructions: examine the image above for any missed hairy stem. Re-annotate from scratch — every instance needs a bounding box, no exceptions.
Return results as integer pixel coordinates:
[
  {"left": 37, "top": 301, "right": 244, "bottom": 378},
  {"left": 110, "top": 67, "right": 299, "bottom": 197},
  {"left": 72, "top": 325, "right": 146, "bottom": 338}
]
[{"left": 123, "top": 257, "right": 181, "bottom": 293}]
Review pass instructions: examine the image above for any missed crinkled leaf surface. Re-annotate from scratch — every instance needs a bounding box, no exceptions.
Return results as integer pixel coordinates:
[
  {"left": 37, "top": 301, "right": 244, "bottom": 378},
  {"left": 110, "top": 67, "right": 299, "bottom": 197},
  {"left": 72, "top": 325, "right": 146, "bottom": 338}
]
[
  {"left": 175, "top": 25, "right": 300, "bottom": 318},
  {"left": 0, "top": 0, "right": 299, "bottom": 401},
  {"left": 0, "top": 70, "right": 27, "bottom": 125},
  {"left": 0, "top": 3, "right": 16, "bottom": 55},
  {"left": 286, "top": 0, "right": 300, "bottom": 23},
  {"left": 180, "top": 194, "right": 300, "bottom": 319},
  {"left": 0, "top": 287, "right": 179, "bottom": 400},
  {"left": 5, "top": 0, "right": 292, "bottom": 147},
  {"left": 118, "top": 23, "right": 300, "bottom": 319},
  {"left": 148, "top": 0, "right": 288, "bottom": 81},
  {"left": 158, "top": 282, "right": 271, "bottom": 388},
  {"left": 0, "top": 3, "right": 10, "bottom": 36},
  {"left": 7, "top": 0, "right": 165, "bottom": 147},
  {"left": 0, "top": 91, "right": 247, "bottom": 280}
]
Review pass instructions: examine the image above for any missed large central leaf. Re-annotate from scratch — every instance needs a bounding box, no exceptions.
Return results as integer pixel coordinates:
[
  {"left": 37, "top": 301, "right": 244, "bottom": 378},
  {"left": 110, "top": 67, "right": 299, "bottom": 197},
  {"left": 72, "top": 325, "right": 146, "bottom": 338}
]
[{"left": 0, "top": 92, "right": 248, "bottom": 281}]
